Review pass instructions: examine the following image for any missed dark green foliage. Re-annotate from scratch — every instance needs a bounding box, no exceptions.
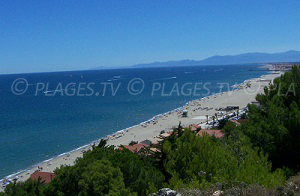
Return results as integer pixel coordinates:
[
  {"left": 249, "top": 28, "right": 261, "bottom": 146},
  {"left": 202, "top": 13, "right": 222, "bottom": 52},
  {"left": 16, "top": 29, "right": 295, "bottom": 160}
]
[
  {"left": 4, "top": 178, "right": 45, "bottom": 196},
  {"left": 44, "top": 159, "right": 132, "bottom": 196},
  {"left": 240, "top": 112, "right": 248, "bottom": 119},
  {"left": 242, "top": 66, "right": 300, "bottom": 172},
  {"left": 77, "top": 160, "right": 130, "bottom": 195},
  {"left": 162, "top": 129, "right": 284, "bottom": 189},
  {"left": 218, "top": 118, "right": 229, "bottom": 129},
  {"left": 176, "top": 121, "right": 184, "bottom": 137},
  {"left": 45, "top": 147, "right": 163, "bottom": 196},
  {"left": 0, "top": 130, "right": 287, "bottom": 195},
  {"left": 222, "top": 120, "right": 236, "bottom": 138},
  {"left": 98, "top": 139, "right": 107, "bottom": 148}
]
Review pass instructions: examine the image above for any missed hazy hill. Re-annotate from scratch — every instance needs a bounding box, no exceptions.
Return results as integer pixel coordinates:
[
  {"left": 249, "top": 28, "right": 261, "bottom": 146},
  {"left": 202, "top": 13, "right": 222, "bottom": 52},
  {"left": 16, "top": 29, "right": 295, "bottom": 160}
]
[
  {"left": 200, "top": 50, "right": 300, "bottom": 65},
  {"left": 95, "top": 50, "right": 300, "bottom": 69}
]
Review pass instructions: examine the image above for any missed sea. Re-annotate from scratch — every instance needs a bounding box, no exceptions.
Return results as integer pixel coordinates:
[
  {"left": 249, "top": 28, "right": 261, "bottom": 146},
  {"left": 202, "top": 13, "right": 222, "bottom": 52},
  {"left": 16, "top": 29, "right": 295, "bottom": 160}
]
[{"left": 0, "top": 64, "right": 270, "bottom": 179}]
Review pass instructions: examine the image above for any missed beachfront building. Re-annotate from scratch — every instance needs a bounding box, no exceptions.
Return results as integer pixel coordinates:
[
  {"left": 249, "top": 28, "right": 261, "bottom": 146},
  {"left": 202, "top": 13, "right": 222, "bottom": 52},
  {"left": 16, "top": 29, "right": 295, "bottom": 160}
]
[
  {"left": 196, "top": 129, "right": 224, "bottom": 138},
  {"left": 149, "top": 137, "right": 163, "bottom": 146},
  {"left": 120, "top": 143, "right": 149, "bottom": 153},
  {"left": 160, "top": 132, "right": 171, "bottom": 138},
  {"left": 30, "top": 171, "right": 56, "bottom": 184},
  {"left": 190, "top": 124, "right": 201, "bottom": 131},
  {"left": 230, "top": 120, "right": 241, "bottom": 126},
  {"left": 182, "top": 110, "right": 188, "bottom": 117}
]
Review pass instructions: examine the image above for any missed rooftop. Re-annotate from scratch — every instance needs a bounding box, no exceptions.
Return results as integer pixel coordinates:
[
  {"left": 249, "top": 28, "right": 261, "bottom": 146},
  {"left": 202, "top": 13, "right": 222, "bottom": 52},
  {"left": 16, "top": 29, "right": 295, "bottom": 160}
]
[
  {"left": 196, "top": 129, "right": 224, "bottom": 138},
  {"left": 30, "top": 171, "right": 56, "bottom": 184},
  {"left": 120, "top": 143, "right": 149, "bottom": 153}
]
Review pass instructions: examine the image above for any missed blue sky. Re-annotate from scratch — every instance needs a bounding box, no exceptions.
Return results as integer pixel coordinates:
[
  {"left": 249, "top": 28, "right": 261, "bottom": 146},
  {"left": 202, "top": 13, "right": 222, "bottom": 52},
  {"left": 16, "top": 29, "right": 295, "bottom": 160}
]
[{"left": 1, "top": 0, "right": 300, "bottom": 74}]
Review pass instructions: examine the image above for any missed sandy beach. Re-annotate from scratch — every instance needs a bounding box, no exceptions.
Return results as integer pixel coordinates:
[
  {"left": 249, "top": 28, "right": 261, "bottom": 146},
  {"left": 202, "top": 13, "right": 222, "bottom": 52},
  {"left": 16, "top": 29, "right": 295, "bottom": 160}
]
[{"left": 0, "top": 71, "right": 283, "bottom": 190}]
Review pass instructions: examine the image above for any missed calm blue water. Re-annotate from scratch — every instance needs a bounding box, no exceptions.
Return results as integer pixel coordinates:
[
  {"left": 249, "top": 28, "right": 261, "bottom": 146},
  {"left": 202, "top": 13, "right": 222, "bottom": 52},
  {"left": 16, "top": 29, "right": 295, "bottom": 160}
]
[{"left": 0, "top": 64, "right": 269, "bottom": 179}]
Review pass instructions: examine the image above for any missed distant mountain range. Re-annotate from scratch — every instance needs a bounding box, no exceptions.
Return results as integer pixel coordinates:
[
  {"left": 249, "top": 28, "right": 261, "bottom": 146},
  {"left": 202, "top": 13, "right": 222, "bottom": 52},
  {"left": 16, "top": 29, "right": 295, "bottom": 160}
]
[{"left": 95, "top": 50, "right": 300, "bottom": 69}]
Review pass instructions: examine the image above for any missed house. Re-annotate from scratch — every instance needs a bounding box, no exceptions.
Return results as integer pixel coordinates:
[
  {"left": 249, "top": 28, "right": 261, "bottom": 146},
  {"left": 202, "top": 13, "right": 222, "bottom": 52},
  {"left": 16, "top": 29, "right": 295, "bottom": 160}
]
[
  {"left": 182, "top": 110, "right": 188, "bottom": 117},
  {"left": 196, "top": 129, "right": 224, "bottom": 138},
  {"left": 190, "top": 124, "right": 201, "bottom": 131},
  {"left": 30, "top": 171, "right": 56, "bottom": 184},
  {"left": 150, "top": 148, "right": 161, "bottom": 153},
  {"left": 149, "top": 137, "right": 163, "bottom": 146},
  {"left": 230, "top": 120, "right": 241, "bottom": 126},
  {"left": 160, "top": 132, "right": 171, "bottom": 138},
  {"left": 120, "top": 143, "right": 149, "bottom": 153}
]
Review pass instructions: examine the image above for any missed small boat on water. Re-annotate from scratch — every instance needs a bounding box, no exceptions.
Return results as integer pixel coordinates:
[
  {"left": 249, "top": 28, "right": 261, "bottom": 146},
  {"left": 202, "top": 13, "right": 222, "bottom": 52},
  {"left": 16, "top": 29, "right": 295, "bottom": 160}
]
[{"left": 43, "top": 89, "right": 64, "bottom": 94}]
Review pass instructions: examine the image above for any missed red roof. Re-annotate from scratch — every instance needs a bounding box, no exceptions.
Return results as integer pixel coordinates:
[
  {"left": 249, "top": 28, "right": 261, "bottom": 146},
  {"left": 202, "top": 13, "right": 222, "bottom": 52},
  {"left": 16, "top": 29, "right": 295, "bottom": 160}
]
[
  {"left": 160, "top": 132, "right": 171, "bottom": 138},
  {"left": 30, "top": 171, "right": 56, "bottom": 184},
  {"left": 196, "top": 129, "right": 224, "bottom": 138},
  {"left": 190, "top": 124, "right": 201, "bottom": 131},
  {"left": 230, "top": 120, "right": 241, "bottom": 125},
  {"left": 121, "top": 143, "right": 149, "bottom": 153}
]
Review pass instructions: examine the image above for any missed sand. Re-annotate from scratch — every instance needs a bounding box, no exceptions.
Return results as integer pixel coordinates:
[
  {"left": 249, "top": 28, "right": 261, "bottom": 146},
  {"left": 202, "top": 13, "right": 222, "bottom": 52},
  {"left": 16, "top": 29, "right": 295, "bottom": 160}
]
[{"left": 0, "top": 71, "right": 283, "bottom": 190}]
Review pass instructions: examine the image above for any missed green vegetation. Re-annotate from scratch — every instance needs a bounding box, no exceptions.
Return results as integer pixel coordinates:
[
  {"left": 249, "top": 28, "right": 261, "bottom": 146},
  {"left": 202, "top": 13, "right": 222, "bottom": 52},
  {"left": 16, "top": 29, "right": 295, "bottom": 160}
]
[
  {"left": 243, "top": 66, "right": 300, "bottom": 173},
  {"left": 2, "top": 66, "right": 300, "bottom": 195},
  {"left": 162, "top": 130, "right": 284, "bottom": 190}
]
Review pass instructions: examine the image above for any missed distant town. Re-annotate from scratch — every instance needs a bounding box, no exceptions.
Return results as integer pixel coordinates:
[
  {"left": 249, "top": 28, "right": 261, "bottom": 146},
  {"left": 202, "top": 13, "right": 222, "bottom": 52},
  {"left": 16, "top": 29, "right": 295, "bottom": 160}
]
[{"left": 268, "top": 62, "right": 300, "bottom": 71}]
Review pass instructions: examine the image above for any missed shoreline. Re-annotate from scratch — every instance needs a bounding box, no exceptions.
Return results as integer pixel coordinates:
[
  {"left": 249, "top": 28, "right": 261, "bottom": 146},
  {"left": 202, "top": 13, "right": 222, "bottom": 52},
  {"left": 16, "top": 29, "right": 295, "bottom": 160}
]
[{"left": 0, "top": 70, "right": 282, "bottom": 190}]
